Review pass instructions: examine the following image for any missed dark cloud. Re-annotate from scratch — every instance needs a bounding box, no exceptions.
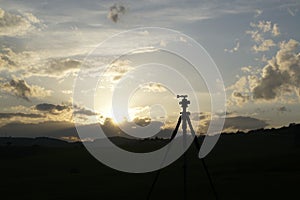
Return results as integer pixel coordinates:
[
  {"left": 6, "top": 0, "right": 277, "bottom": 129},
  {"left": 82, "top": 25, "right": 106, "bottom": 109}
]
[
  {"left": 0, "top": 112, "right": 43, "bottom": 119},
  {"left": 253, "top": 65, "right": 285, "bottom": 100},
  {"left": 113, "top": 75, "right": 122, "bottom": 81},
  {"left": 232, "top": 91, "right": 250, "bottom": 103},
  {"left": 0, "top": 53, "right": 16, "bottom": 67},
  {"left": 108, "top": 4, "right": 126, "bottom": 23},
  {"left": 8, "top": 79, "right": 31, "bottom": 101},
  {"left": 196, "top": 115, "right": 268, "bottom": 133},
  {"left": 277, "top": 106, "right": 289, "bottom": 112},
  {"left": 223, "top": 116, "right": 268, "bottom": 131},
  {"left": 0, "top": 103, "right": 99, "bottom": 127},
  {"left": 0, "top": 121, "right": 77, "bottom": 139},
  {"left": 1, "top": 79, "right": 31, "bottom": 101},
  {"left": 133, "top": 117, "right": 151, "bottom": 127},
  {"left": 35, "top": 103, "right": 69, "bottom": 113},
  {"left": 0, "top": 79, "right": 51, "bottom": 101},
  {"left": 0, "top": 120, "right": 133, "bottom": 141}
]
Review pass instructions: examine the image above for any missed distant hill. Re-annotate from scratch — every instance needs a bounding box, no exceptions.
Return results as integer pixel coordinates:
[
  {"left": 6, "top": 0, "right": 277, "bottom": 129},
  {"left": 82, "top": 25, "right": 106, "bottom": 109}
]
[
  {"left": 0, "top": 137, "right": 73, "bottom": 147},
  {"left": 0, "top": 123, "right": 299, "bottom": 148}
]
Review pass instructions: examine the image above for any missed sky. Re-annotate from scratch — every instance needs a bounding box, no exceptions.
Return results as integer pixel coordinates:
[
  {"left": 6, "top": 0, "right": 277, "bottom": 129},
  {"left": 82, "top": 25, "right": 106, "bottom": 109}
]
[{"left": 0, "top": 0, "right": 300, "bottom": 141}]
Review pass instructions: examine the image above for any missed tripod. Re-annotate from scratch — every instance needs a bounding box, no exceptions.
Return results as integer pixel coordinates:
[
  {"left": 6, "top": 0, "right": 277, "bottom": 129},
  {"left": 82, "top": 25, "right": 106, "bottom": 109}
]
[{"left": 146, "top": 95, "right": 218, "bottom": 200}]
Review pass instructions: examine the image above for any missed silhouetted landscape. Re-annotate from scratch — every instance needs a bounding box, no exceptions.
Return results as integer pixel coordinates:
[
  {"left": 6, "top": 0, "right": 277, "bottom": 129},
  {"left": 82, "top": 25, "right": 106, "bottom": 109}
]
[{"left": 1, "top": 124, "right": 299, "bottom": 199}]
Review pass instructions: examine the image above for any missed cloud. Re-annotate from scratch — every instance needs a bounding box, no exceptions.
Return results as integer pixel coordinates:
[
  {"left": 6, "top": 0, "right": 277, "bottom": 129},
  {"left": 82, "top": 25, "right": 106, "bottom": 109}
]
[
  {"left": 0, "top": 7, "right": 40, "bottom": 37},
  {"left": 250, "top": 21, "right": 272, "bottom": 33},
  {"left": 228, "top": 76, "right": 248, "bottom": 91},
  {"left": 252, "top": 39, "right": 276, "bottom": 52},
  {"left": 246, "top": 20, "right": 280, "bottom": 53},
  {"left": 0, "top": 48, "right": 83, "bottom": 79},
  {"left": 62, "top": 90, "right": 72, "bottom": 95},
  {"left": 35, "top": 103, "right": 101, "bottom": 125},
  {"left": 9, "top": 104, "right": 70, "bottom": 126},
  {"left": 107, "top": 4, "right": 126, "bottom": 23},
  {"left": 0, "top": 79, "right": 52, "bottom": 101},
  {"left": 0, "top": 103, "right": 101, "bottom": 128},
  {"left": 73, "top": 106, "right": 98, "bottom": 116},
  {"left": 60, "top": 136, "right": 81, "bottom": 142},
  {"left": 195, "top": 112, "right": 268, "bottom": 133},
  {"left": 34, "top": 58, "right": 82, "bottom": 77},
  {"left": 140, "top": 82, "right": 167, "bottom": 93},
  {"left": 254, "top": 9, "right": 263, "bottom": 18},
  {"left": 190, "top": 112, "right": 210, "bottom": 121},
  {"left": 189, "top": 112, "right": 213, "bottom": 134},
  {"left": 223, "top": 116, "right": 268, "bottom": 131},
  {"left": 35, "top": 103, "right": 70, "bottom": 113},
  {"left": 0, "top": 106, "right": 47, "bottom": 127},
  {"left": 272, "top": 24, "right": 280, "bottom": 36},
  {"left": 228, "top": 39, "right": 300, "bottom": 104},
  {"left": 130, "top": 47, "right": 159, "bottom": 55},
  {"left": 5, "top": 79, "right": 31, "bottom": 101},
  {"left": 0, "top": 49, "right": 16, "bottom": 68},
  {"left": 227, "top": 73, "right": 259, "bottom": 106},
  {"left": 0, "top": 114, "right": 42, "bottom": 128},
  {"left": 246, "top": 30, "right": 264, "bottom": 43},
  {"left": 47, "top": 58, "right": 81, "bottom": 74},
  {"left": 252, "top": 66, "right": 283, "bottom": 100},
  {"left": 23, "top": 12, "right": 40, "bottom": 24},
  {"left": 128, "top": 106, "right": 150, "bottom": 121},
  {"left": 231, "top": 91, "right": 250, "bottom": 105},
  {"left": 106, "top": 59, "right": 133, "bottom": 82},
  {"left": 0, "top": 48, "right": 39, "bottom": 73},
  {"left": 224, "top": 40, "right": 240, "bottom": 53},
  {"left": 277, "top": 106, "right": 289, "bottom": 112},
  {"left": 253, "top": 39, "right": 300, "bottom": 100},
  {"left": 132, "top": 117, "right": 151, "bottom": 127},
  {"left": 0, "top": 47, "right": 83, "bottom": 78},
  {"left": 0, "top": 121, "right": 78, "bottom": 139},
  {"left": 0, "top": 112, "right": 42, "bottom": 119}
]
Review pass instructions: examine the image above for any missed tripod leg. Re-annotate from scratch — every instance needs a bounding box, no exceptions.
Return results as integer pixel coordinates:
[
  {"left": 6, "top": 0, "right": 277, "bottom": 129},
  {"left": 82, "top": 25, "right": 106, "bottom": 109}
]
[
  {"left": 186, "top": 116, "right": 200, "bottom": 151},
  {"left": 146, "top": 116, "right": 182, "bottom": 200},
  {"left": 183, "top": 151, "right": 187, "bottom": 200},
  {"left": 187, "top": 116, "right": 219, "bottom": 200},
  {"left": 171, "top": 116, "right": 182, "bottom": 140}
]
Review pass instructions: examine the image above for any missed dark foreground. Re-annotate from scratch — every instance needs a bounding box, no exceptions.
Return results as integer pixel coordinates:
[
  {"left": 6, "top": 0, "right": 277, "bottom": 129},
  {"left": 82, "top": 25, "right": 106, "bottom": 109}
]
[{"left": 1, "top": 126, "right": 300, "bottom": 200}]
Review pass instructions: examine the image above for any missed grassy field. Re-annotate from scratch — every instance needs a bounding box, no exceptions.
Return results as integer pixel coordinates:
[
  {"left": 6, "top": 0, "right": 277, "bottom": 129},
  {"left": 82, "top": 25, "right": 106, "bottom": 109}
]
[{"left": 1, "top": 130, "right": 300, "bottom": 200}]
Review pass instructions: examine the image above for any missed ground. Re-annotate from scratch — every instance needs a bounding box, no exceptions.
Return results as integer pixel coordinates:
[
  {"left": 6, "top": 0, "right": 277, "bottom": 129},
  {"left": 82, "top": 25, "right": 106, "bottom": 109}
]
[{"left": 1, "top": 128, "right": 300, "bottom": 200}]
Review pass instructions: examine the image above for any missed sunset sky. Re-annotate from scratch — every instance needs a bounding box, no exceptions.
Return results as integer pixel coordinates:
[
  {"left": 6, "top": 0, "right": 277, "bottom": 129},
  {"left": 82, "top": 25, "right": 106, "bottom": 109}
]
[{"left": 0, "top": 0, "right": 300, "bottom": 140}]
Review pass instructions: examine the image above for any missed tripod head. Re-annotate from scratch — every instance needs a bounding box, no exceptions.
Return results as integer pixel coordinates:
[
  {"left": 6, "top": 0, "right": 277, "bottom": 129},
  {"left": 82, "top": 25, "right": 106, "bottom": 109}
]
[{"left": 177, "top": 95, "right": 190, "bottom": 110}]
